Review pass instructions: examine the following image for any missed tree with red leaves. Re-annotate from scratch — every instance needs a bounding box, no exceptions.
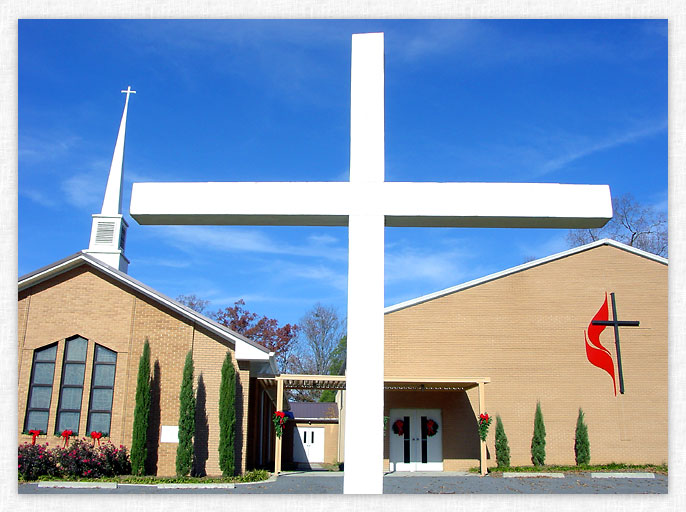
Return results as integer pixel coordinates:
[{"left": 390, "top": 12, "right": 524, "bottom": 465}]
[{"left": 211, "top": 299, "right": 298, "bottom": 368}]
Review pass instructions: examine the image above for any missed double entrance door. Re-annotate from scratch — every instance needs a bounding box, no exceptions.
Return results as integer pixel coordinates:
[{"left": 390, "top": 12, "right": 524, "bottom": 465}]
[
  {"left": 292, "top": 426, "right": 324, "bottom": 464},
  {"left": 389, "top": 409, "right": 443, "bottom": 471}
]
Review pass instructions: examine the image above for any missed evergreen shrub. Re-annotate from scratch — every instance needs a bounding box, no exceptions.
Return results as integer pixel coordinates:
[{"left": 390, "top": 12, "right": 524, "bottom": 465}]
[
  {"left": 130, "top": 339, "right": 151, "bottom": 475},
  {"left": 176, "top": 350, "right": 195, "bottom": 476},
  {"left": 575, "top": 408, "right": 590, "bottom": 465},
  {"left": 531, "top": 401, "right": 546, "bottom": 466},
  {"left": 495, "top": 415, "right": 510, "bottom": 468},
  {"left": 218, "top": 351, "right": 236, "bottom": 476}
]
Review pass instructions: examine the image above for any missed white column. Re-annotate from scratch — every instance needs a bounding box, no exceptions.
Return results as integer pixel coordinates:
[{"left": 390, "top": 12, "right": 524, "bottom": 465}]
[
  {"left": 344, "top": 214, "right": 385, "bottom": 494},
  {"left": 343, "top": 32, "right": 386, "bottom": 494}
]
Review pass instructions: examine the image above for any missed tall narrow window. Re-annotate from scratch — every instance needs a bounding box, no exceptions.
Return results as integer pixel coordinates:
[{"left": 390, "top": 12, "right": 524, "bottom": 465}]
[
  {"left": 24, "top": 344, "right": 58, "bottom": 433},
  {"left": 55, "top": 336, "right": 87, "bottom": 434},
  {"left": 87, "top": 345, "right": 117, "bottom": 435}
]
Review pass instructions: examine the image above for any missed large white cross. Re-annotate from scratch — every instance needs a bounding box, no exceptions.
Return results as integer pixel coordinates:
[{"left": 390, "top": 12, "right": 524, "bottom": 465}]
[{"left": 129, "top": 33, "right": 612, "bottom": 494}]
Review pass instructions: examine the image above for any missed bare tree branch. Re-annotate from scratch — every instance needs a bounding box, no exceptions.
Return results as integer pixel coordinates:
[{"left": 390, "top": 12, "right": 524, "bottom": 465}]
[{"left": 566, "top": 193, "right": 667, "bottom": 257}]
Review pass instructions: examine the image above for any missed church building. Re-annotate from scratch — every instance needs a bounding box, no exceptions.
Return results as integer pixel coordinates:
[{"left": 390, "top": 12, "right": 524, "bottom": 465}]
[{"left": 18, "top": 84, "right": 668, "bottom": 479}]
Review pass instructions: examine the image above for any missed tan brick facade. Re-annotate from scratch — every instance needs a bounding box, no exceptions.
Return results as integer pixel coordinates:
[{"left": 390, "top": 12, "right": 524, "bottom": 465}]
[
  {"left": 384, "top": 244, "right": 668, "bottom": 469},
  {"left": 18, "top": 264, "right": 256, "bottom": 476}
]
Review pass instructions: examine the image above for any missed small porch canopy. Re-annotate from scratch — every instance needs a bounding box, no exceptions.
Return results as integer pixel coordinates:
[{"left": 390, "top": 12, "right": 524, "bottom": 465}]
[{"left": 258, "top": 374, "right": 490, "bottom": 476}]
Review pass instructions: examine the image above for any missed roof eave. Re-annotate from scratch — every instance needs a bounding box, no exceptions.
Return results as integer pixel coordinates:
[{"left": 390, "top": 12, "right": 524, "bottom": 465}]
[{"left": 18, "top": 252, "right": 271, "bottom": 360}]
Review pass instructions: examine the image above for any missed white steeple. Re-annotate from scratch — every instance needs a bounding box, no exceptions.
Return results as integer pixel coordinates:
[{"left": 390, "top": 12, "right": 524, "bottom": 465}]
[{"left": 84, "top": 87, "right": 135, "bottom": 273}]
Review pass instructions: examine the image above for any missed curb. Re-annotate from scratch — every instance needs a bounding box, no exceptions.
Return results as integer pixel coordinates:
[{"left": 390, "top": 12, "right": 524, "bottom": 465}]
[
  {"left": 37, "top": 481, "right": 118, "bottom": 489},
  {"left": 591, "top": 473, "right": 655, "bottom": 479},
  {"left": 157, "top": 483, "right": 235, "bottom": 489},
  {"left": 502, "top": 473, "right": 565, "bottom": 478}
]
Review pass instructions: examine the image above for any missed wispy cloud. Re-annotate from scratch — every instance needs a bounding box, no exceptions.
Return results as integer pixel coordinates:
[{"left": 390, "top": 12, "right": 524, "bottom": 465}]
[
  {"left": 20, "top": 188, "right": 58, "bottom": 208},
  {"left": 156, "top": 225, "right": 347, "bottom": 261},
  {"left": 267, "top": 260, "right": 348, "bottom": 292},
  {"left": 61, "top": 171, "right": 105, "bottom": 211},
  {"left": 537, "top": 120, "right": 667, "bottom": 176},
  {"left": 385, "top": 245, "right": 469, "bottom": 285},
  {"left": 134, "top": 257, "right": 192, "bottom": 269},
  {"left": 19, "top": 133, "right": 82, "bottom": 164}
]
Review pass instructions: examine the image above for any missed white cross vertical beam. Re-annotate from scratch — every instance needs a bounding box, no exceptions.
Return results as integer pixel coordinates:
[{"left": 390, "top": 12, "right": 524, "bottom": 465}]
[
  {"left": 129, "top": 32, "right": 613, "bottom": 494},
  {"left": 345, "top": 32, "right": 385, "bottom": 494}
]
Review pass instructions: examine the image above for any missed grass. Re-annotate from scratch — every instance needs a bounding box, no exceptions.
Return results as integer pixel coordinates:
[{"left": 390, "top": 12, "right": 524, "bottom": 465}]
[
  {"left": 20, "top": 469, "right": 271, "bottom": 484},
  {"left": 469, "top": 463, "right": 668, "bottom": 475}
]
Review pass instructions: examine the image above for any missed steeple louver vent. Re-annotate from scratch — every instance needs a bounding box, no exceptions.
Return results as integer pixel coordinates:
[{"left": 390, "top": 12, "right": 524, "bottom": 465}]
[
  {"left": 95, "top": 221, "right": 115, "bottom": 244},
  {"left": 119, "top": 225, "right": 127, "bottom": 251}
]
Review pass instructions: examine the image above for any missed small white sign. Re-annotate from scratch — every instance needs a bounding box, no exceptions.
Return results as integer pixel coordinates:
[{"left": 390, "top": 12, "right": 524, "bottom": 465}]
[{"left": 160, "top": 425, "right": 179, "bottom": 443}]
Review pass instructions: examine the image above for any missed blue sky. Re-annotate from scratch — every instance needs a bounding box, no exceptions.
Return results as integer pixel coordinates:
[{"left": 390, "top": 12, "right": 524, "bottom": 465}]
[{"left": 18, "top": 19, "right": 667, "bottom": 327}]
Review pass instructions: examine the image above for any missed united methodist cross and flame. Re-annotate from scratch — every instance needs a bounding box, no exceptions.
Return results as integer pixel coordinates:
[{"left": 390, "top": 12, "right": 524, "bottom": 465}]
[{"left": 583, "top": 292, "right": 640, "bottom": 396}]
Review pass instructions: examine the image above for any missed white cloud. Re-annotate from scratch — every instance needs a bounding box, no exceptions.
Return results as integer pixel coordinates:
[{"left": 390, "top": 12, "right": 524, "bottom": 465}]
[
  {"left": 267, "top": 260, "right": 348, "bottom": 292},
  {"left": 537, "top": 120, "right": 667, "bottom": 176},
  {"left": 156, "top": 225, "right": 348, "bottom": 261},
  {"left": 19, "top": 133, "right": 82, "bottom": 164},
  {"left": 20, "top": 188, "right": 58, "bottom": 208},
  {"left": 134, "top": 257, "right": 192, "bottom": 269},
  {"left": 384, "top": 245, "right": 469, "bottom": 285},
  {"left": 61, "top": 172, "right": 104, "bottom": 211}
]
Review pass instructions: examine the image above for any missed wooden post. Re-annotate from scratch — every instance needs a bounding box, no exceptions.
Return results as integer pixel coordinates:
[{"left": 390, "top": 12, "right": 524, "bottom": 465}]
[
  {"left": 275, "top": 377, "right": 284, "bottom": 474},
  {"left": 478, "top": 381, "right": 486, "bottom": 476}
]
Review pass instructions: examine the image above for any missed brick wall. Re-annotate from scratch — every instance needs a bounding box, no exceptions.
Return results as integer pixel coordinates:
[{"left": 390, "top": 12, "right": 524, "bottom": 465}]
[{"left": 18, "top": 264, "right": 251, "bottom": 476}]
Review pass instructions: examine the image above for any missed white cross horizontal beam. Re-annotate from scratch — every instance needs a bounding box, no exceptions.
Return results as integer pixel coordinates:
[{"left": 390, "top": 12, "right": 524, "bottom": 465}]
[{"left": 130, "top": 181, "right": 612, "bottom": 228}]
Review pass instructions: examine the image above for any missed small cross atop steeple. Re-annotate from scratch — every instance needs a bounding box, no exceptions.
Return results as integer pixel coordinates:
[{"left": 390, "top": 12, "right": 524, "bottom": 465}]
[{"left": 121, "top": 86, "right": 136, "bottom": 100}]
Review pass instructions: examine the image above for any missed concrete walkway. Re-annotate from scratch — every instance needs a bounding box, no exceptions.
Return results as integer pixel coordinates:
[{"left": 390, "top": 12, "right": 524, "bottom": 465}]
[{"left": 19, "top": 471, "right": 667, "bottom": 494}]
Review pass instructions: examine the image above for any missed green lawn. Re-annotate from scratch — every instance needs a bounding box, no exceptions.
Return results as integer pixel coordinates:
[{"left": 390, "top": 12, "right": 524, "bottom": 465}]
[
  {"left": 470, "top": 463, "right": 668, "bottom": 475},
  {"left": 20, "top": 469, "right": 271, "bottom": 484}
]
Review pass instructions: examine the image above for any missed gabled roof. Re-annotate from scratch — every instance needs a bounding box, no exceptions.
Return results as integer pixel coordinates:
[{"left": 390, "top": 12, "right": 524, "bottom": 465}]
[
  {"left": 18, "top": 251, "right": 275, "bottom": 367},
  {"left": 385, "top": 238, "right": 667, "bottom": 314},
  {"left": 288, "top": 402, "right": 339, "bottom": 421}
]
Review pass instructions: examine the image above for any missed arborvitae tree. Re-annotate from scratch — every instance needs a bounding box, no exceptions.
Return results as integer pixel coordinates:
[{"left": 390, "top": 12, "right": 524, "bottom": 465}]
[
  {"left": 176, "top": 350, "right": 195, "bottom": 476},
  {"left": 495, "top": 415, "right": 511, "bottom": 468},
  {"left": 218, "top": 351, "right": 236, "bottom": 476},
  {"left": 130, "top": 339, "right": 151, "bottom": 475},
  {"left": 531, "top": 401, "right": 546, "bottom": 466},
  {"left": 575, "top": 408, "right": 590, "bottom": 465}
]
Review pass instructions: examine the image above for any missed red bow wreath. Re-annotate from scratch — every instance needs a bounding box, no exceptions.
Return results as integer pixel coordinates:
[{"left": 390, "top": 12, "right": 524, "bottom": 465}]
[
  {"left": 61, "top": 429, "right": 73, "bottom": 448},
  {"left": 391, "top": 419, "right": 405, "bottom": 436},
  {"left": 426, "top": 419, "right": 439, "bottom": 437},
  {"left": 478, "top": 413, "right": 492, "bottom": 441},
  {"left": 90, "top": 431, "right": 103, "bottom": 447},
  {"left": 273, "top": 411, "right": 288, "bottom": 438},
  {"left": 29, "top": 430, "right": 41, "bottom": 445}
]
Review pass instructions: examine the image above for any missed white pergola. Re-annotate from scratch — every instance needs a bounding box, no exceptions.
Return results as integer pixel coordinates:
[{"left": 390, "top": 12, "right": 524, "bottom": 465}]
[{"left": 129, "top": 32, "right": 612, "bottom": 493}]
